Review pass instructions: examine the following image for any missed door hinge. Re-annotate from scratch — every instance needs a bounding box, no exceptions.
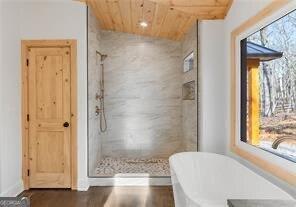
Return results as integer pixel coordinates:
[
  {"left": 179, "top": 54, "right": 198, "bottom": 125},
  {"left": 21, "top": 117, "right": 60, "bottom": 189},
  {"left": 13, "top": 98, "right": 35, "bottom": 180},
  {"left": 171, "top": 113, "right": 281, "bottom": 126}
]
[
  {"left": 26, "top": 59, "right": 29, "bottom": 67},
  {"left": 27, "top": 114, "right": 30, "bottom": 122},
  {"left": 27, "top": 169, "right": 30, "bottom": 177}
]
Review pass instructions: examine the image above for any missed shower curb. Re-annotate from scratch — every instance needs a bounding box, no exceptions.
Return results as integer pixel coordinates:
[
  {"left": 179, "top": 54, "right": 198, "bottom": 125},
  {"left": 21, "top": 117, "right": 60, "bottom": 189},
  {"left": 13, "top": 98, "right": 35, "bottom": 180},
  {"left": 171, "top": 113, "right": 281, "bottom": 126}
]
[{"left": 88, "top": 177, "right": 171, "bottom": 186}]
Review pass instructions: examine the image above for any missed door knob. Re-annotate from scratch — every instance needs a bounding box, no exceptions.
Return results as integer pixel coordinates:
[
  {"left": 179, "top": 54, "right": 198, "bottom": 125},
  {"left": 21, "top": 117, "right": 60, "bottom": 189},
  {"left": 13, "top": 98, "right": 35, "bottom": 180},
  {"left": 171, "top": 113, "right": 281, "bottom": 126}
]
[{"left": 63, "top": 122, "right": 70, "bottom": 128}]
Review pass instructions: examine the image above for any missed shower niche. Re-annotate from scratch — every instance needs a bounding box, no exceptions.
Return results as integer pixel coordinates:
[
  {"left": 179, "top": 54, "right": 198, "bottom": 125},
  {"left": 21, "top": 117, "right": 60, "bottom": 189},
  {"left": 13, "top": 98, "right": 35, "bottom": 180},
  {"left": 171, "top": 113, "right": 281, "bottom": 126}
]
[
  {"left": 183, "top": 81, "right": 196, "bottom": 100},
  {"left": 87, "top": 8, "right": 198, "bottom": 177}
]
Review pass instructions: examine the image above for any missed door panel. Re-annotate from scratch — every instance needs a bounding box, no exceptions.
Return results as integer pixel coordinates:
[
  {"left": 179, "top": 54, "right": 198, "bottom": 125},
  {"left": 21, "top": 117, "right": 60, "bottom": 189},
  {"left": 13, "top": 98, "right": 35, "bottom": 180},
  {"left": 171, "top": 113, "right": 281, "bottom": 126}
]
[
  {"left": 36, "top": 131, "right": 64, "bottom": 173},
  {"left": 28, "top": 47, "right": 71, "bottom": 188},
  {"left": 36, "top": 55, "right": 63, "bottom": 120}
]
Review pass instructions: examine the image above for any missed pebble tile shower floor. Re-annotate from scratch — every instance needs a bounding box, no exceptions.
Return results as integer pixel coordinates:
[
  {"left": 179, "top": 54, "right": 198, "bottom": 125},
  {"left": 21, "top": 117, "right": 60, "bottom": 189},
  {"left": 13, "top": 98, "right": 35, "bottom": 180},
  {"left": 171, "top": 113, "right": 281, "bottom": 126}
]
[{"left": 95, "top": 157, "right": 170, "bottom": 176}]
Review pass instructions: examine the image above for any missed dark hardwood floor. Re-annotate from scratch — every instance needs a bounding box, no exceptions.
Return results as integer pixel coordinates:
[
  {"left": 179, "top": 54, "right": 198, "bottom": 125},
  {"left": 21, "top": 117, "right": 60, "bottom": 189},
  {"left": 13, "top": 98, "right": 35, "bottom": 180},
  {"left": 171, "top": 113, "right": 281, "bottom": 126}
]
[{"left": 21, "top": 186, "right": 175, "bottom": 207}]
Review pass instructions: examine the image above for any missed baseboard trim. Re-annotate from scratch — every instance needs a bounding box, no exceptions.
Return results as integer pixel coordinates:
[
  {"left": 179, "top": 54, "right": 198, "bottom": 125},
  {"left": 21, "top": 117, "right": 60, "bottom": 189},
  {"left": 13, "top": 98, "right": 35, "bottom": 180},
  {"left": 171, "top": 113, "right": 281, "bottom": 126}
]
[
  {"left": 0, "top": 178, "right": 170, "bottom": 194},
  {"left": 0, "top": 180, "right": 24, "bottom": 197},
  {"left": 77, "top": 178, "right": 90, "bottom": 191},
  {"left": 88, "top": 177, "right": 171, "bottom": 186}
]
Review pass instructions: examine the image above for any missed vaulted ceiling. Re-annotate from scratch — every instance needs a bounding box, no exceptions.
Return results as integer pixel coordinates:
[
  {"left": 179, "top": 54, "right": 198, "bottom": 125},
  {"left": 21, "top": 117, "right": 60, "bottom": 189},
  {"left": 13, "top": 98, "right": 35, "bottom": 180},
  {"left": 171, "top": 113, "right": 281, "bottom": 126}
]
[{"left": 85, "top": 0, "right": 233, "bottom": 41}]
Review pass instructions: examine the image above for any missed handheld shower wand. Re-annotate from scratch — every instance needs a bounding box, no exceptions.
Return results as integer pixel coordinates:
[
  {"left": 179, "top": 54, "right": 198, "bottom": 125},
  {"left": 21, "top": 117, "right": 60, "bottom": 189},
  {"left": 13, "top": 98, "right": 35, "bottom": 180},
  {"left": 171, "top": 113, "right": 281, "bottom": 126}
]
[{"left": 96, "top": 51, "right": 108, "bottom": 132}]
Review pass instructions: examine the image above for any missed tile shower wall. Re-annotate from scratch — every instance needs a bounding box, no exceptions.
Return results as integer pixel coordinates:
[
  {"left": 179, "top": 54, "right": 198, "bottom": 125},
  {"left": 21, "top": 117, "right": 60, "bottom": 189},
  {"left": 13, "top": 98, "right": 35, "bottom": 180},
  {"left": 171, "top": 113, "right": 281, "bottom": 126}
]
[
  {"left": 181, "top": 23, "right": 198, "bottom": 151},
  {"left": 99, "top": 31, "right": 184, "bottom": 159},
  {"left": 88, "top": 8, "right": 102, "bottom": 174}
]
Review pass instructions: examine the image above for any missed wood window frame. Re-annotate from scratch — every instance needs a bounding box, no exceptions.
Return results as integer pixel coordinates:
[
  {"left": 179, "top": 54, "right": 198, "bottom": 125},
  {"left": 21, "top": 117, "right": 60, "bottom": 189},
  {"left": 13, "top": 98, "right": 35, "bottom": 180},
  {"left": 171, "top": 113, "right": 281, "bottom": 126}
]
[
  {"left": 230, "top": 0, "right": 296, "bottom": 186},
  {"left": 21, "top": 40, "right": 78, "bottom": 190}
]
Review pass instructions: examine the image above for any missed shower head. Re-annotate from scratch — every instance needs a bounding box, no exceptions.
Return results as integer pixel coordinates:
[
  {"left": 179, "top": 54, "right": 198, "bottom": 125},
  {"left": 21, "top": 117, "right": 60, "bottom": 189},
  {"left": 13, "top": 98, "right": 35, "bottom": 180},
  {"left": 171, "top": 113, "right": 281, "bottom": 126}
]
[{"left": 96, "top": 51, "right": 108, "bottom": 61}]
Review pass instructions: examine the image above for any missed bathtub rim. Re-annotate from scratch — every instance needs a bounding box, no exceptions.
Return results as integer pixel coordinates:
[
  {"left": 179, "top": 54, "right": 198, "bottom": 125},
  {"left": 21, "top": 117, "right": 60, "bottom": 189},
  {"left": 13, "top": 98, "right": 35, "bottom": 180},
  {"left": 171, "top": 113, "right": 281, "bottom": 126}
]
[{"left": 169, "top": 152, "right": 294, "bottom": 206}]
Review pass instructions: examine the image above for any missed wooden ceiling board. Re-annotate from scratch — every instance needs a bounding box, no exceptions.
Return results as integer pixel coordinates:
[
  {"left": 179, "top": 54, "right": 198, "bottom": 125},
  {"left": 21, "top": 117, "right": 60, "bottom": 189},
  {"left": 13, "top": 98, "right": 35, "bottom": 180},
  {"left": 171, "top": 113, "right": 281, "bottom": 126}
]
[
  {"left": 151, "top": 3, "right": 169, "bottom": 36},
  {"left": 171, "top": 11, "right": 191, "bottom": 40},
  {"left": 142, "top": 0, "right": 156, "bottom": 35},
  {"left": 107, "top": 0, "right": 124, "bottom": 31},
  {"left": 91, "top": 0, "right": 114, "bottom": 30},
  {"left": 118, "top": 0, "right": 132, "bottom": 32},
  {"left": 130, "top": 0, "right": 144, "bottom": 34},
  {"left": 149, "top": 0, "right": 229, "bottom": 7},
  {"left": 164, "top": 9, "right": 187, "bottom": 40},
  {"left": 175, "top": 15, "right": 196, "bottom": 40},
  {"left": 158, "top": 8, "right": 176, "bottom": 38},
  {"left": 86, "top": 0, "right": 233, "bottom": 41},
  {"left": 175, "top": 6, "right": 228, "bottom": 16}
]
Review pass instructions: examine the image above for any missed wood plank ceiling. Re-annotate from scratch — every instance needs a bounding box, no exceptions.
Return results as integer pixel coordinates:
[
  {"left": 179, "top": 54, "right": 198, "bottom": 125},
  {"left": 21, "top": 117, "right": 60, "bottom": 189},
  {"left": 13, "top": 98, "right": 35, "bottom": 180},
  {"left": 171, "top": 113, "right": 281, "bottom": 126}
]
[{"left": 86, "top": 0, "right": 233, "bottom": 41}]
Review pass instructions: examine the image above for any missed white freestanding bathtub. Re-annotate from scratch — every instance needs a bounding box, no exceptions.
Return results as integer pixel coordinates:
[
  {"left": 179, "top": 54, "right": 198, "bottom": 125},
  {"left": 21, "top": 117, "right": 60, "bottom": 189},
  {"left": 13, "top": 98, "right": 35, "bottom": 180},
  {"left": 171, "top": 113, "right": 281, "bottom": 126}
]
[{"left": 169, "top": 152, "right": 294, "bottom": 207}]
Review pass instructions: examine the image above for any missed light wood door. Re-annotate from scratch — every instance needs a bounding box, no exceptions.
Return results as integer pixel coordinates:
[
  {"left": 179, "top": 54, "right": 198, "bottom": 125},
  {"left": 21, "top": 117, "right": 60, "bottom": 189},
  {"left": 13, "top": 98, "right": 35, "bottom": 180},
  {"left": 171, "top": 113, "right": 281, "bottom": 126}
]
[{"left": 28, "top": 46, "right": 71, "bottom": 188}]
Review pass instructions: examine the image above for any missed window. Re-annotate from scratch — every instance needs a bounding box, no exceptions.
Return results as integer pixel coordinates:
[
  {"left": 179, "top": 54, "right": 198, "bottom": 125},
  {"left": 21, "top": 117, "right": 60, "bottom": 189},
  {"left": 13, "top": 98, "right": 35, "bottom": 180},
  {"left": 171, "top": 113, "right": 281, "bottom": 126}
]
[{"left": 240, "top": 10, "right": 296, "bottom": 163}]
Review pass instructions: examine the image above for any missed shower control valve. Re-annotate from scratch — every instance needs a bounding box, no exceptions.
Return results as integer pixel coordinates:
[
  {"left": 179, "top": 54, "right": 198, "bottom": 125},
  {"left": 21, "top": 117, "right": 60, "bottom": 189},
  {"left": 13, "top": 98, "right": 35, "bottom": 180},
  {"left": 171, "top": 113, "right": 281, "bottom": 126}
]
[
  {"left": 95, "top": 106, "right": 102, "bottom": 115},
  {"left": 96, "top": 93, "right": 103, "bottom": 100}
]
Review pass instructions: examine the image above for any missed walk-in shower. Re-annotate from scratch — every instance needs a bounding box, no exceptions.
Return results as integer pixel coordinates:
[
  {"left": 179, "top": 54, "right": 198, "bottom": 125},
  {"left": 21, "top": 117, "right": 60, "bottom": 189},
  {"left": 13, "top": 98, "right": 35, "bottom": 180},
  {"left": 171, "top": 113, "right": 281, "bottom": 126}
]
[
  {"left": 87, "top": 8, "right": 198, "bottom": 178},
  {"left": 95, "top": 51, "right": 107, "bottom": 133}
]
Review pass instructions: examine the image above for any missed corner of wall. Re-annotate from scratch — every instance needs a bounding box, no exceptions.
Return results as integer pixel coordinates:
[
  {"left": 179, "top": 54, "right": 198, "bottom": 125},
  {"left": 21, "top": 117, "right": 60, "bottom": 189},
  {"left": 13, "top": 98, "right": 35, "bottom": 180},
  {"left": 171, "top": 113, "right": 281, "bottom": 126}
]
[
  {"left": 199, "top": 19, "right": 227, "bottom": 154},
  {"left": 0, "top": 180, "right": 24, "bottom": 197},
  {"left": 77, "top": 178, "right": 90, "bottom": 191},
  {"left": 230, "top": 151, "right": 296, "bottom": 198}
]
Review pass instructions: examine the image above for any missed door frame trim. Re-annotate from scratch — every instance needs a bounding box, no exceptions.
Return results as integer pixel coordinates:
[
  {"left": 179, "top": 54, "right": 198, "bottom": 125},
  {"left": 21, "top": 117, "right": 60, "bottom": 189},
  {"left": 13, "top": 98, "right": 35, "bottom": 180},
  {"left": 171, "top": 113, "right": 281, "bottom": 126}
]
[{"left": 21, "top": 40, "right": 77, "bottom": 190}]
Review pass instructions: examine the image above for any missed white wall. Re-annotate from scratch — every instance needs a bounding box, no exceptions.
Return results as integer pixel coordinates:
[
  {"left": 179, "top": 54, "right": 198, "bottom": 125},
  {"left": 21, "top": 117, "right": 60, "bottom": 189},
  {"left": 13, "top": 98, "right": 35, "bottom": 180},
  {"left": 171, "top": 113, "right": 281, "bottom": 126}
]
[
  {"left": 19, "top": 1, "right": 88, "bottom": 191},
  {"left": 199, "top": 20, "right": 227, "bottom": 154},
  {"left": 0, "top": 1, "right": 23, "bottom": 197},
  {"left": 0, "top": 1, "right": 89, "bottom": 196},
  {"left": 224, "top": 0, "right": 296, "bottom": 197},
  {"left": 0, "top": 2, "right": 2, "bottom": 194}
]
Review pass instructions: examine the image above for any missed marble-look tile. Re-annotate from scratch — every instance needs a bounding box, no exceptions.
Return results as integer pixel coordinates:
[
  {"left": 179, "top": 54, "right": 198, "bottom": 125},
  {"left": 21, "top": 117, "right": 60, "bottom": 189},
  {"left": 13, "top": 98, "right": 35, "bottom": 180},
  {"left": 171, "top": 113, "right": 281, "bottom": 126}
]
[
  {"left": 88, "top": 8, "right": 102, "bottom": 174},
  {"left": 98, "top": 31, "right": 184, "bottom": 159},
  {"left": 88, "top": 20, "right": 199, "bottom": 176},
  {"left": 181, "top": 24, "right": 198, "bottom": 151}
]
